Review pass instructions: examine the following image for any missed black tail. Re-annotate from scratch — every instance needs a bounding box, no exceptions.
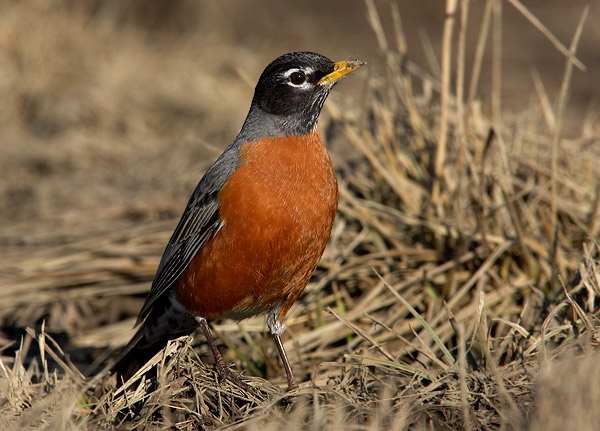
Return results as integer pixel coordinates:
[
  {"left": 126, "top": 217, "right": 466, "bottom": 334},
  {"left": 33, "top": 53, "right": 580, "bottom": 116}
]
[{"left": 111, "top": 294, "right": 198, "bottom": 383}]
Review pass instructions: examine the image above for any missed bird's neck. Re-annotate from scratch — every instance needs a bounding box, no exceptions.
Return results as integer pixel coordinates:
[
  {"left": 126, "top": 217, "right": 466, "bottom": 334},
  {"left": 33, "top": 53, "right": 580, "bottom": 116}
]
[{"left": 237, "top": 105, "right": 320, "bottom": 142}]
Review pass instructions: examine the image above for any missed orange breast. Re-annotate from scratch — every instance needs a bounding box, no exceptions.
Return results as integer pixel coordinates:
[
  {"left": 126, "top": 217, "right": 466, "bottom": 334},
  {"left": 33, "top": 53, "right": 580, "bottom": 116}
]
[{"left": 175, "top": 132, "right": 338, "bottom": 321}]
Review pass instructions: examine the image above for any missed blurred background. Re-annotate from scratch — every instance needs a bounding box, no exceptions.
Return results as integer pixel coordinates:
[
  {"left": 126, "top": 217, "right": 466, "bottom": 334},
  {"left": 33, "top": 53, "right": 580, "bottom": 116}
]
[
  {"left": 0, "top": 0, "right": 597, "bottom": 240},
  {"left": 1, "top": 2, "right": 600, "bottom": 428}
]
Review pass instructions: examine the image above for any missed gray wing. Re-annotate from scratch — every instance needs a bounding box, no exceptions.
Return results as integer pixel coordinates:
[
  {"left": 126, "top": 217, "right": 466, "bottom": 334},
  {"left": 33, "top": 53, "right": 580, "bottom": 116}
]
[{"left": 136, "top": 145, "right": 241, "bottom": 324}]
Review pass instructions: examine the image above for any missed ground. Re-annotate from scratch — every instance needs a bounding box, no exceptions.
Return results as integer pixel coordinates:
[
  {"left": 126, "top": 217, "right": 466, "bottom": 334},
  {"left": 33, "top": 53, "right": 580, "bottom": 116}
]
[{"left": 1, "top": 1, "right": 600, "bottom": 430}]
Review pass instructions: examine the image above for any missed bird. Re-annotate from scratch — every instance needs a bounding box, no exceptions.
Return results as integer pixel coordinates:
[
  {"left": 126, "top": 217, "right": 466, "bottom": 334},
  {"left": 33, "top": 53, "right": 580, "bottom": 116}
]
[{"left": 111, "top": 51, "right": 364, "bottom": 390}]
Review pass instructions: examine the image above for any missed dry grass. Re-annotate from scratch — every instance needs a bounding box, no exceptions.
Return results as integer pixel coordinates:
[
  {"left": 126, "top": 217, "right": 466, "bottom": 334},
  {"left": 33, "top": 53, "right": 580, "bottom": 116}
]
[{"left": 2, "top": 1, "right": 600, "bottom": 430}]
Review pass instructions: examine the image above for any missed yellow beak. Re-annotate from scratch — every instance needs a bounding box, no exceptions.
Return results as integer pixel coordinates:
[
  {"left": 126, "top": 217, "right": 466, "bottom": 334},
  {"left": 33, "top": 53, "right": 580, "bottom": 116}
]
[{"left": 318, "top": 59, "right": 365, "bottom": 86}]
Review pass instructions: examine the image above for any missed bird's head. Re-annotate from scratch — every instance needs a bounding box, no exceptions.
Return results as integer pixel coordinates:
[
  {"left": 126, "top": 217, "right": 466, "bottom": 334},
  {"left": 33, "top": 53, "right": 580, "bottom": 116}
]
[{"left": 246, "top": 51, "right": 364, "bottom": 136}]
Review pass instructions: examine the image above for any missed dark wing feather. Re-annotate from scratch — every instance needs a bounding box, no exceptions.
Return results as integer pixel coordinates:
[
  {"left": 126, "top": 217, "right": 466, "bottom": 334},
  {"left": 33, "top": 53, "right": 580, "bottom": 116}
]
[{"left": 136, "top": 145, "right": 241, "bottom": 323}]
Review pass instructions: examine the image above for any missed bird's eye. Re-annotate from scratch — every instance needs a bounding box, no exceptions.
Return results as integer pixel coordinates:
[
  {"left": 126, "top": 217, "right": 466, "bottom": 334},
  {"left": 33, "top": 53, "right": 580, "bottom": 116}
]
[{"left": 289, "top": 71, "right": 306, "bottom": 86}]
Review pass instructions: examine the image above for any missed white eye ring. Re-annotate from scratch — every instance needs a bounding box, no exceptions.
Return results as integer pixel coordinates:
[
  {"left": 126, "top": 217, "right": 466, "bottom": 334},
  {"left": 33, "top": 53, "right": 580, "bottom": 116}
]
[{"left": 283, "top": 67, "right": 313, "bottom": 89}]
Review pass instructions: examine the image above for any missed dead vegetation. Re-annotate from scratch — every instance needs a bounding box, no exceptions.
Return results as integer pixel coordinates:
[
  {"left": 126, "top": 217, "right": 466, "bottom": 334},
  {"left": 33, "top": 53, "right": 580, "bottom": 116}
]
[{"left": 1, "top": 1, "right": 600, "bottom": 430}]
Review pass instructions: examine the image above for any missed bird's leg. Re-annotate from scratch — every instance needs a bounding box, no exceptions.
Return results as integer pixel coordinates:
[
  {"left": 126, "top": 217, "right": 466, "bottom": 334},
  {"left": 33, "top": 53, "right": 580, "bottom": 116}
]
[
  {"left": 271, "top": 332, "right": 297, "bottom": 390},
  {"left": 195, "top": 317, "right": 242, "bottom": 385},
  {"left": 267, "top": 307, "right": 298, "bottom": 391},
  {"left": 196, "top": 317, "right": 227, "bottom": 371}
]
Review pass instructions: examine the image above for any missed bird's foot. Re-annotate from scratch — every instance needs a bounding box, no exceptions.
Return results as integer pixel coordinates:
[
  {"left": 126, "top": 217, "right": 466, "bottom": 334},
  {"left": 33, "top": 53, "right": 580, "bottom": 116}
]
[
  {"left": 214, "top": 359, "right": 249, "bottom": 389},
  {"left": 286, "top": 381, "right": 299, "bottom": 392}
]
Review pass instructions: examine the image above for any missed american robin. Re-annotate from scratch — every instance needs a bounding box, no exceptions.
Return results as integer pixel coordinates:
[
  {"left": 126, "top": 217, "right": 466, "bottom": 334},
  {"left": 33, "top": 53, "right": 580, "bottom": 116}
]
[{"left": 112, "top": 51, "right": 364, "bottom": 390}]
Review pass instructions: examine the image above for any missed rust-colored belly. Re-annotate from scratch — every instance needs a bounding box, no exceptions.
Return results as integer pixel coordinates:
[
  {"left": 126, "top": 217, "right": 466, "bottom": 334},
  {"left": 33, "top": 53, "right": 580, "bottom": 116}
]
[{"left": 175, "top": 132, "right": 337, "bottom": 320}]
